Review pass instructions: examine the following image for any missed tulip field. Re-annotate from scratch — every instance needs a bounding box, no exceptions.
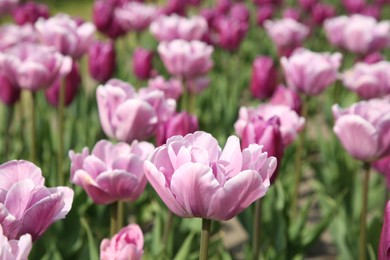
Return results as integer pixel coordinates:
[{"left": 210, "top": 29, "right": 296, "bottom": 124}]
[{"left": 2, "top": 0, "right": 390, "bottom": 259}]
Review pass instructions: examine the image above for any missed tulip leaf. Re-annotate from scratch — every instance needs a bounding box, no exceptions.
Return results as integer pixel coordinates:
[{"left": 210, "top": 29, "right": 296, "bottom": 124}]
[
  {"left": 288, "top": 196, "right": 315, "bottom": 241},
  {"left": 80, "top": 217, "right": 99, "bottom": 260},
  {"left": 173, "top": 232, "right": 195, "bottom": 260}
]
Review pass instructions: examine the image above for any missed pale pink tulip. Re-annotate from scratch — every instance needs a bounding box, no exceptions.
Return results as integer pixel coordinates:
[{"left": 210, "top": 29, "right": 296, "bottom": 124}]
[
  {"left": 0, "top": 225, "right": 32, "bottom": 260},
  {"left": 147, "top": 76, "right": 183, "bottom": 100},
  {"left": 115, "top": 2, "right": 158, "bottom": 32},
  {"left": 0, "top": 24, "right": 37, "bottom": 51}
]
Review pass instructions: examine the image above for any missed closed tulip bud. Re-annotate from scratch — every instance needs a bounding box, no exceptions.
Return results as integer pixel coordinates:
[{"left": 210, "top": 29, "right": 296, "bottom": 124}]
[
  {"left": 88, "top": 40, "right": 116, "bottom": 83},
  {"left": 230, "top": 3, "right": 250, "bottom": 23},
  {"left": 378, "top": 201, "right": 390, "bottom": 260},
  {"left": 362, "top": 52, "right": 383, "bottom": 64},
  {"left": 373, "top": 155, "right": 390, "bottom": 189},
  {"left": 270, "top": 85, "right": 302, "bottom": 115},
  {"left": 133, "top": 48, "right": 154, "bottom": 80},
  {"left": 298, "top": 0, "right": 317, "bottom": 11},
  {"left": 45, "top": 61, "right": 81, "bottom": 107},
  {"left": 311, "top": 3, "right": 335, "bottom": 25},
  {"left": 282, "top": 8, "right": 300, "bottom": 21},
  {"left": 250, "top": 56, "right": 278, "bottom": 99},
  {"left": 214, "top": 17, "right": 248, "bottom": 51},
  {"left": 12, "top": 1, "right": 49, "bottom": 25},
  {"left": 360, "top": 5, "right": 381, "bottom": 19},
  {"left": 93, "top": 0, "right": 126, "bottom": 39},
  {"left": 0, "top": 73, "right": 20, "bottom": 106},
  {"left": 342, "top": 0, "right": 365, "bottom": 13},
  {"left": 256, "top": 5, "right": 274, "bottom": 26},
  {"left": 156, "top": 111, "right": 198, "bottom": 146}
]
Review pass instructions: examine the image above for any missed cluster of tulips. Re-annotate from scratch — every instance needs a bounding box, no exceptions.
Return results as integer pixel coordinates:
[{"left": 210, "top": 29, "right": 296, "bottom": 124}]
[{"left": 1, "top": 0, "right": 390, "bottom": 259}]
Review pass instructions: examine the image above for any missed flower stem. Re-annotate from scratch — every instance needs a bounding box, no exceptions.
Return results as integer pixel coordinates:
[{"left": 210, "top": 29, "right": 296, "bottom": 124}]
[
  {"left": 359, "top": 162, "right": 370, "bottom": 260},
  {"left": 110, "top": 202, "right": 119, "bottom": 237},
  {"left": 117, "top": 201, "right": 124, "bottom": 230},
  {"left": 2, "top": 105, "right": 14, "bottom": 160},
  {"left": 252, "top": 200, "right": 262, "bottom": 260},
  {"left": 162, "top": 210, "right": 174, "bottom": 244},
  {"left": 58, "top": 79, "right": 65, "bottom": 186},
  {"left": 29, "top": 91, "right": 36, "bottom": 163},
  {"left": 199, "top": 218, "right": 212, "bottom": 260}
]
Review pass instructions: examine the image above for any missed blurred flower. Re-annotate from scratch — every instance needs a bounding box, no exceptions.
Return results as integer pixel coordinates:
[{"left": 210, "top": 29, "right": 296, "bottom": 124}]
[
  {"left": 270, "top": 85, "right": 302, "bottom": 115},
  {"left": 229, "top": 3, "right": 250, "bottom": 23},
  {"left": 235, "top": 104, "right": 305, "bottom": 147},
  {"left": 0, "top": 24, "right": 37, "bottom": 51},
  {"left": 35, "top": 14, "right": 96, "bottom": 59},
  {"left": 250, "top": 56, "right": 278, "bottom": 99},
  {"left": 342, "top": 61, "right": 390, "bottom": 99},
  {"left": 333, "top": 99, "right": 390, "bottom": 161},
  {"left": 213, "top": 16, "right": 248, "bottom": 51},
  {"left": 96, "top": 79, "right": 175, "bottom": 142},
  {"left": 342, "top": 0, "right": 365, "bottom": 13},
  {"left": 69, "top": 140, "right": 154, "bottom": 204},
  {"left": 187, "top": 76, "right": 210, "bottom": 94},
  {"left": 148, "top": 76, "right": 183, "bottom": 100},
  {"left": 161, "top": 0, "right": 186, "bottom": 16},
  {"left": 0, "top": 0, "right": 18, "bottom": 15},
  {"left": 264, "top": 18, "right": 309, "bottom": 57},
  {"left": 0, "top": 72, "right": 20, "bottom": 106},
  {"left": 115, "top": 2, "right": 158, "bottom": 32},
  {"left": 12, "top": 1, "right": 49, "bottom": 25},
  {"left": 298, "top": 0, "right": 317, "bottom": 11},
  {"left": 324, "top": 14, "right": 390, "bottom": 55},
  {"left": 0, "top": 43, "right": 72, "bottom": 91},
  {"left": 362, "top": 52, "right": 383, "bottom": 64},
  {"left": 144, "top": 131, "right": 276, "bottom": 220},
  {"left": 88, "top": 40, "right": 116, "bottom": 83},
  {"left": 379, "top": 201, "right": 390, "bottom": 260},
  {"left": 150, "top": 14, "right": 208, "bottom": 42},
  {"left": 93, "top": 0, "right": 126, "bottom": 39},
  {"left": 100, "top": 224, "right": 143, "bottom": 260},
  {"left": 373, "top": 156, "right": 390, "bottom": 189},
  {"left": 158, "top": 40, "right": 213, "bottom": 79},
  {"left": 310, "top": 3, "right": 336, "bottom": 25},
  {"left": 156, "top": 111, "right": 198, "bottom": 146},
  {"left": 360, "top": 4, "right": 381, "bottom": 19},
  {"left": 216, "top": 0, "right": 232, "bottom": 13},
  {"left": 0, "top": 160, "right": 74, "bottom": 240},
  {"left": 282, "top": 8, "right": 300, "bottom": 21},
  {"left": 45, "top": 61, "right": 81, "bottom": 107},
  {"left": 256, "top": 5, "right": 274, "bottom": 26},
  {"left": 0, "top": 225, "right": 31, "bottom": 260},
  {"left": 281, "top": 48, "right": 342, "bottom": 96},
  {"left": 253, "top": 0, "right": 282, "bottom": 6},
  {"left": 132, "top": 48, "right": 154, "bottom": 80}
]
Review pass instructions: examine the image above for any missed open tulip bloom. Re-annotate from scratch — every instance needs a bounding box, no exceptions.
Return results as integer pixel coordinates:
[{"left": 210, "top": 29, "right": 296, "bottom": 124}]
[{"left": 0, "top": 225, "right": 32, "bottom": 260}]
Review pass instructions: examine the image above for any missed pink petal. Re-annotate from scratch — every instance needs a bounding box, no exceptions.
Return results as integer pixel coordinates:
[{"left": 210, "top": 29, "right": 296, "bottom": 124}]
[
  {"left": 219, "top": 136, "right": 243, "bottom": 178},
  {"left": 0, "top": 160, "right": 44, "bottom": 191},
  {"left": 4, "top": 180, "right": 35, "bottom": 220}
]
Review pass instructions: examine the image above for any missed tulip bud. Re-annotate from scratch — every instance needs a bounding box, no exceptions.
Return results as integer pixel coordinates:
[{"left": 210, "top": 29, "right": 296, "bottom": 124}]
[
  {"left": 298, "top": 0, "right": 318, "bottom": 11},
  {"left": 88, "top": 40, "right": 116, "bottom": 83},
  {"left": 256, "top": 5, "right": 274, "bottom": 26},
  {"left": 214, "top": 17, "right": 248, "bottom": 51},
  {"left": 45, "top": 62, "right": 81, "bottom": 107},
  {"left": 0, "top": 73, "right": 20, "bottom": 106},
  {"left": 270, "top": 85, "right": 302, "bottom": 115},
  {"left": 229, "top": 3, "right": 250, "bottom": 23},
  {"left": 93, "top": 0, "right": 126, "bottom": 39},
  {"left": 283, "top": 8, "right": 300, "bottom": 21},
  {"left": 360, "top": 4, "right": 381, "bottom": 19},
  {"left": 12, "top": 1, "right": 49, "bottom": 25},
  {"left": 378, "top": 201, "right": 390, "bottom": 260},
  {"left": 310, "top": 3, "right": 336, "bottom": 25},
  {"left": 132, "top": 48, "right": 154, "bottom": 80},
  {"left": 342, "top": 0, "right": 365, "bottom": 13},
  {"left": 250, "top": 56, "right": 278, "bottom": 99}
]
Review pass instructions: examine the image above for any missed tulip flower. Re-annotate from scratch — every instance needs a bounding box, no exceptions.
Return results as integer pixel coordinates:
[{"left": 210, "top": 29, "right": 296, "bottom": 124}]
[
  {"left": 282, "top": 8, "right": 300, "bottom": 21},
  {"left": 264, "top": 18, "right": 309, "bottom": 57},
  {"left": 379, "top": 201, "right": 390, "bottom": 260},
  {"left": 333, "top": 99, "right": 390, "bottom": 162},
  {"left": 93, "top": 0, "right": 126, "bottom": 39},
  {"left": 360, "top": 5, "right": 381, "bottom": 19},
  {"left": 161, "top": 0, "right": 186, "bottom": 16},
  {"left": 158, "top": 40, "right": 213, "bottom": 79},
  {"left": 35, "top": 14, "right": 96, "bottom": 59},
  {"left": 0, "top": 0, "right": 18, "bottom": 15},
  {"left": 256, "top": 5, "right": 274, "bottom": 26},
  {"left": 229, "top": 3, "right": 250, "bottom": 23},
  {"left": 0, "top": 72, "right": 20, "bottom": 105},
  {"left": 96, "top": 79, "right": 175, "bottom": 142},
  {"left": 213, "top": 16, "right": 248, "bottom": 51},
  {"left": 144, "top": 131, "right": 276, "bottom": 220},
  {"left": 69, "top": 139, "right": 154, "bottom": 204},
  {"left": 45, "top": 61, "right": 81, "bottom": 107},
  {"left": 156, "top": 111, "right": 198, "bottom": 146},
  {"left": 132, "top": 48, "right": 154, "bottom": 80},
  {"left": 342, "top": 61, "right": 390, "bottom": 99},
  {"left": 0, "top": 160, "right": 74, "bottom": 240},
  {"left": 150, "top": 14, "right": 208, "bottom": 42},
  {"left": 12, "top": 1, "right": 49, "bottom": 25},
  {"left": 362, "top": 52, "right": 383, "bottom": 64},
  {"left": 270, "top": 85, "right": 302, "bottom": 115},
  {"left": 281, "top": 48, "right": 342, "bottom": 96},
  {"left": 88, "top": 40, "right": 116, "bottom": 83},
  {"left": 148, "top": 76, "right": 183, "bottom": 100},
  {"left": 310, "top": 3, "right": 335, "bottom": 25},
  {"left": 115, "top": 2, "right": 158, "bottom": 32},
  {"left": 298, "top": 0, "right": 317, "bottom": 11},
  {"left": 250, "top": 56, "right": 278, "bottom": 99},
  {"left": 253, "top": 0, "right": 282, "bottom": 6},
  {"left": 100, "top": 224, "right": 144, "bottom": 260},
  {"left": 186, "top": 76, "right": 210, "bottom": 94},
  {"left": 0, "top": 225, "right": 32, "bottom": 260},
  {"left": 373, "top": 156, "right": 390, "bottom": 189},
  {"left": 342, "top": 0, "right": 365, "bottom": 13},
  {"left": 0, "top": 24, "right": 37, "bottom": 51}
]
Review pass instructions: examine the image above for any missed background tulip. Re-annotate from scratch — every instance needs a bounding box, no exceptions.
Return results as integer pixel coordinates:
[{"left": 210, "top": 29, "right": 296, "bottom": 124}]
[
  {"left": 213, "top": 16, "right": 248, "bottom": 51},
  {"left": 147, "top": 76, "right": 183, "bottom": 100},
  {"left": 373, "top": 156, "right": 390, "bottom": 189},
  {"left": 115, "top": 2, "right": 158, "bottom": 32},
  {"left": 92, "top": 0, "right": 126, "bottom": 39},
  {"left": 270, "top": 85, "right": 302, "bottom": 114},
  {"left": 0, "top": 225, "right": 32, "bottom": 260},
  {"left": 0, "top": 24, "right": 37, "bottom": 51},
  {"left": 88, "top": 40, "right": 116, "bottom": 83},
  {"left": 250, "top": 56, "right": 278, "bottom": 99},
  {"left": 256, "top": 5, "right": 274, "bottom": 26},
  {"left": 132, "top": 48, "right": 154, "bottom": 80},
  {"left": 0, "top": 72, "right": 20, "bottom": 105},
  {"left": 379, "top": 201, "right": 390, "bottom": 260},
  {"left": 12, "top": 1, "right": 49, "bottom": 25},
  {"left": 0, "top": 0, "right": 18, "bottom": 15}
]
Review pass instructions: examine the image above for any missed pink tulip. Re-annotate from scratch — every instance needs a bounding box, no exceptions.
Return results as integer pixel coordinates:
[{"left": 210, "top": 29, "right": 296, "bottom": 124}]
[
  {"left": 132, "top": 48, "right": 154, "bottom": 80},
  {"left": 88, "top": 40, "right": 116, "bottom": 83},
  {"left": 213, "top": 16, "right": 248, "bottom": 51},
  {"left": 144, "top": 131, "right": 276, "bottom": 220},
  {"left": 310, "top": 3, "right": 335, "bottom": 25},
  {"left": 161, "top": 0, "right": 186, "bottom": 16},
  {"left": 342, "top": 0, "right": 365, "bottom": 13},
  {"left": 0, "top": 225, "right": 32, "bottom": 260},
  {"left": 96, "top": 79, "right": 175, "bottom": 142},
  {"left": 298, "top": 0, "right": 317, "bottom": 11},
  {"left": 156, "top": 111, "right": 198, "bottom": 146},
  {"left": 264, "top": 18, "right": 309, "bottom": 57},
  {"left": 216, "top": 0, "right": 232, "bottom": 13},
  {"left": 0, "top": 24, "right": 37, "bottom": 51},
  {"left": 12, "top": 1, "right": 49, "bottom": 25},
  {"left": 0, "top": 0, "right": 18, "bottom": 15},
  {"left": 186, "top": 76, "right": 210, "bottom": 94},
  {"left": 93, "top": 0, "right": 126, "bottom": 39},
  {"left": 229, "top": 3, "right": 250, "bottom": 23},
  {"left": 270, "top": 85, "right": 302, "bottom": 115},
  {"left": 250, "top": 56, "right": 278, "bottom": 99},
  {"left": 333, "top": 99, "right": 390, "bottom": 161},
  {"left": 69, "top": 140, "right": 154, "bottom": 204},
  {"left": 150, "top": 14, "right": 208, "bottom": 42},
  {"left": 158, "top": 39, "right": 213, "bottom": 79},
  {"left": 45, "top": 61, "right": 81, "bottom": 107},
  {"left": 100, "top": 224, "right": 143, "bottom": 260},
  {"left": 0, "top": 43, "right": 72, "bottom": 91},
  {"left": 0, "top": 73, "right": 20, "bottom": 105},
  {"left": 360, "top": 5, "right": 381, "bottom": 19},
  {"left": 379, "top": 201, "right": 390, "bottom": 260},
  {"left": 342, "top": 61, "right": 390, "bottom": 99},
  {"left": 253, "top": 0, "right": 282, "bottom": 6},
  {"left": 256, "top": 5, "right": 274, "bottom": 26},
  {"left": 235, "top": 105, "right": 305, "bottom": 147},
  {"left": 373, "top": 156, "right": 390, "bottom": 189},
  {"left": 0, "top": 160, "right": 74, "bottom": 240},
  {"left": 147, "top": 76, "right": 183, "bottom": 100},
  {"left": 35, "top": 14, "right": 96, "bottom": 59},
  {"left": 281, "top": 48, "right": 342, "bottom": 96},
  {"left": 115, "top": 2, "right": 158, "bottom": 32},
  {"left": 362, "top": 52, "right": 383, "bottom": 64},
  {"left": 282, "top": 8, "right": 301, "bottom": 21}
]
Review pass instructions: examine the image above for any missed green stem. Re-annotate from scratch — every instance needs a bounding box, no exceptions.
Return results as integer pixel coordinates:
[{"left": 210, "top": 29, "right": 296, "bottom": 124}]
[
  {"left": 199, "top": 218, "right": 212, "bottom": 260},
  {"left": 110, "top": 202, "right": 119, "bottom": 237},
  {"left": 359, "top": 162, "right": 370, "bottom": 260},
  {"left": 117, "top": 201, "right": 124, "bottom": 230},
  {"left": 58, "top": 79, "right": 65, "bottom": 186},
  {"left": 188, "top": 91, "right": 196, "bottom": 115},
  {"left": 162, "top": 210, "right": 174, "bottom": 244},
  {"left": 29, "top": 91, "right": 36, "bottom": 163},
  {"left": 252, "top": 200, "right": 262, "bottom": 260},
  {"left": 3, "top": 105, "right": 14, "bottom": 160}
]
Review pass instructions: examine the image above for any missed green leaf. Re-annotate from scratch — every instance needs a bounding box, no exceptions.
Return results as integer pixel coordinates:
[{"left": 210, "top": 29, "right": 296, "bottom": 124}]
[
  {"left": 173, "top": 232, "right": 195, "bottom": 260},
  {"left": 80, "top": 217, "right": 99, "bottom": 260}
]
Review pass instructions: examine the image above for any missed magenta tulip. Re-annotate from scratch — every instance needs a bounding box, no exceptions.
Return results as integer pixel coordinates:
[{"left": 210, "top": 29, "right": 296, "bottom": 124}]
[
  {"left": 250, "top": 56, "right": 278, "bottom": 99},
  {"left": 148, "top": 76, "right": 183, "bottom": 100},
  {"left": 115, "top": 2, "right": 158, "bottom": 32},
  {"left": 310, "top": 3, "right": 335, "bottom": 25},
  {"left": 161, "top": 0, "right": 186, "bottom": 16},
  {"left": 256, "top": 5, "right": 274, "bottom": 26},
  {"left": 270, "top": 85, "right": 302, "bottom": 115},
  {"left": 0, "top": 73, "right": 20, "bottom": 105},
  {"left": 132, "top": 48, "right": 154, "bottom": 80},
  {"left": 229, "top": 3, "right": 250, "bottom": 23},
  {"left": 213, "top": 16, "right": 248, "bottom": 51},
  {"left": 373, "top": 156, "right": 390, "bottom": 189},
  {"left": 12, "top": 1, "right": 49, "bottom": 25},
  {"left": 379, "top": 201, "right": 390, "bottom": 260},
  {"left": 0, "top": 225, "right": 31, "bottom": 260},
  {"left": 144, "top": 131, "right": 276, "bottom": 220},
  {"left": 333, "top": 99, "right": 390, "bottom": 161},
  {"left": 342, "top": 0, "right": 365, "bottom": 13},
  {"left": 69, "top": 140, "right": 154, "bottom": 204},
  {"left": 363, "top": 52, "right": 384, "bottom": 64},
  {"left": 100, "top": 224, "right": 144, "bottom": 260},
  {"left": 186, "top": 76, "right": 210, "bottom": 94},
  {"left": 93, "top": 0, "right": 126, "bottom": 39},
  {"left": 0, "top": 160, "right": 74, "bottom": 240},
  {"left": 281, "top": 48, "right": 342, "bottom": 96},
  {"left": 282, "top": 8, "right": 300, "bottom": 21},
  {"left": 298, "top": 0, "right": 317, "bottom": 11},
  {"left": 0, "top": 0, "right": 18, "bottom": 15},
  {"left": 88, "top": 40, "right": 116, "bottom": 83}
]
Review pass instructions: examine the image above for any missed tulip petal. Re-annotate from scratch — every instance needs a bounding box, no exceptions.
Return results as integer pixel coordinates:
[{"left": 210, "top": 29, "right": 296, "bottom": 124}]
[
  {"left": 0, "top": 204, "right": 19, "bottom": 239},
  {"left": 4, "top": 179, "right": 35, "bottom": 219},
  {"left": 96, "top": 171, "right": 141, "bottom": 201},
  {"left": 219, "top": 136, "right": 243, "bottom": 178},
  {"left": 379, "top": 201, "right": 390, "bottom": 260},
  {"left": 0, "top": 160, "right": 44, "bottom": 191}
]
